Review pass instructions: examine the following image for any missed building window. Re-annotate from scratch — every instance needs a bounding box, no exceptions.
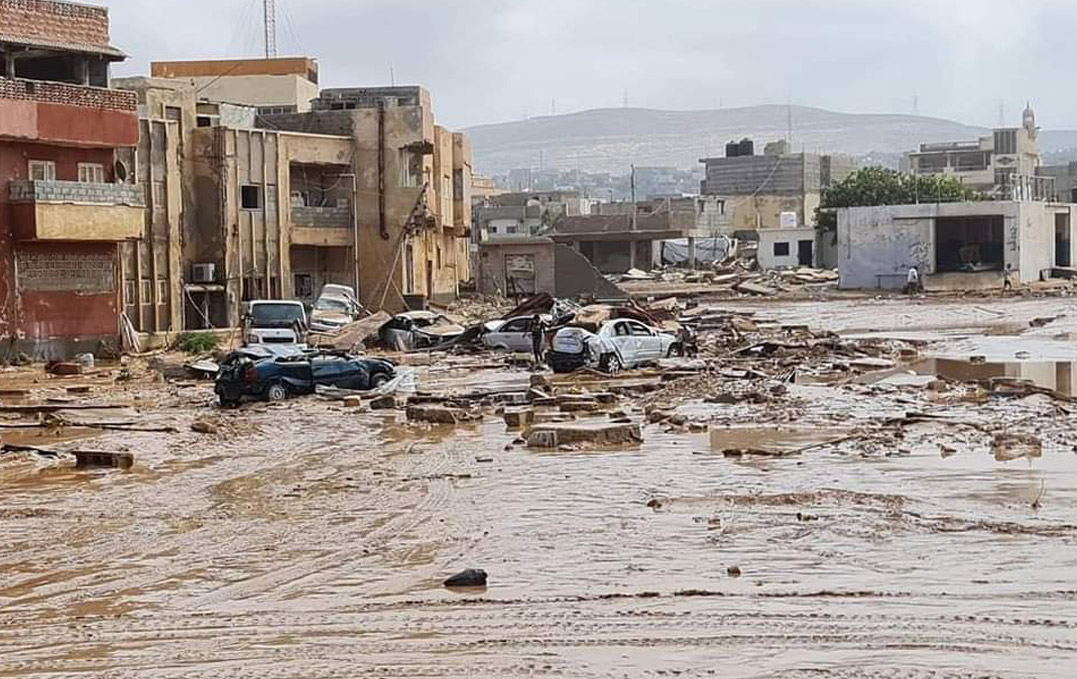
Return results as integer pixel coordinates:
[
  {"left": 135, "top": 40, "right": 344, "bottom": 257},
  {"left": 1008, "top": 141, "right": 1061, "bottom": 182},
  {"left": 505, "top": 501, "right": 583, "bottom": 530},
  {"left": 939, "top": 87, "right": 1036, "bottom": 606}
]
[
  {"left": 399, "top": 150, "right": 422, "bottom": 188},
  {"left": 78, "top": 163, "right": 105, "bottom": 184},
  {"left": 506, "top": 225, "right": 518, "bottom": 235},
  {"left": 196, "top": 116, "right": 213, "bottom": 128},
  {"left": 774, "top": 242, "right": 790, "bottom": 257},
  {"left": 241, "top": 185, "right": 263, "bottom": 210},
  {"left": 140, "top": 279, "right": 153, "bottom": 304},
  {"left": 124, "top": 280, "right": 137, "bottom": 305},
  {"left": 156, "top": 279, "right": 168, "bottom": 306},
  {"left": 488, "top": 225, "right": 499, "bottom": 235},
  {"left": 28, "top": 160, "right": 56, "bottom": 182},
  {"left": 994, "top": 129, "right": 1018, "bottom": 155}
]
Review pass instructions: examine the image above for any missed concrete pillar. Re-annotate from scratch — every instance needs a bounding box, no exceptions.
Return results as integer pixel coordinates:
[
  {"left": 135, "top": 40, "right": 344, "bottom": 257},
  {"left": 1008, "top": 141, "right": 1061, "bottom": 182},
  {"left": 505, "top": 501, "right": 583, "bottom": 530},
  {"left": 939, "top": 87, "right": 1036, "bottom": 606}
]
[
  {"left": 77, "top": 58, "right": 90, "bottom": 86},
  {"left": 687, "top": 237, "right": 697, "bottom": 270},
  {"left": 628, "top": 240, "right": 638, "bottom": 271},
  {"left": 3, "top": 51, "right": 15, "bottom": 79}
]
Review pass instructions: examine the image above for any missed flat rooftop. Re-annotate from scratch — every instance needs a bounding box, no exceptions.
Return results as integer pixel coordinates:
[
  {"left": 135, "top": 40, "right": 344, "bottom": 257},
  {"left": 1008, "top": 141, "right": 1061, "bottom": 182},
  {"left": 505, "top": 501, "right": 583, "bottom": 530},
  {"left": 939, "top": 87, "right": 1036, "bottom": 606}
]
[{"left": 151, "top": 57, "right": 319, "bottom": 84}]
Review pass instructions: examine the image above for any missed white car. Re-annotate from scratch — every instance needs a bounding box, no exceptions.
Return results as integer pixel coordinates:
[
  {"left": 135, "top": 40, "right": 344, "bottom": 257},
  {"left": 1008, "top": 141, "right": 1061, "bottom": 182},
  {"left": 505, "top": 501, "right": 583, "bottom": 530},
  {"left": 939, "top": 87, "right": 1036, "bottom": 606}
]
[
  {"left": 548, "top": 318, "right": 681, "bottom": 374},
  {"left": 243, "top": 300, "right": 308, "bottom": 346},
  {"left": 309, "top": 295, "right": 358, "bottom": 333},
  {"left": 482, "top": 315, "right": 552, "bottom": 353}
]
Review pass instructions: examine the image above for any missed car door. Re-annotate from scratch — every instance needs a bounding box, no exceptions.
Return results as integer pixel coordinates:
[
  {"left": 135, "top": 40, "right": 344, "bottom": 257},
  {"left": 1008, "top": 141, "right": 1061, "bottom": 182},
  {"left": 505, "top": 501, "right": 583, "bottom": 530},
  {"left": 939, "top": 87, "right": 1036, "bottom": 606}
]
[
  {"left": 607, "top": 321, "right": 639, "bottom": 365},
  {"left": 630, "top": 321, "right": 662, "bottom": 361},
  {"left": 492, "top": 318, "right": 532, "bottom": 352},
  {"left": 311, "top": 357, "right": 355, "bottom": 389}
]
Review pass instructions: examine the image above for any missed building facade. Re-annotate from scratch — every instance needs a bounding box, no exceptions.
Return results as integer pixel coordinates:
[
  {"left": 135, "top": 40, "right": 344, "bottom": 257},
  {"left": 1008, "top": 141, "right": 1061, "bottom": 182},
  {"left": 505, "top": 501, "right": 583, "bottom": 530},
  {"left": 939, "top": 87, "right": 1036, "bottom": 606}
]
[
  {"left": 837, "top": 201, "right": 1077, "bottom": 291},
  {"left": 264, "top": 86, "right": 472, "bottom": 310},
  {"left": 904, "top": 106, "right": 1051, "bottom": 200},
  {"left": 700, "top": 143, "right": 855, "bottom": 233},
  {"left": 0, "top": 0, "right": 142, "bottom": 357}
]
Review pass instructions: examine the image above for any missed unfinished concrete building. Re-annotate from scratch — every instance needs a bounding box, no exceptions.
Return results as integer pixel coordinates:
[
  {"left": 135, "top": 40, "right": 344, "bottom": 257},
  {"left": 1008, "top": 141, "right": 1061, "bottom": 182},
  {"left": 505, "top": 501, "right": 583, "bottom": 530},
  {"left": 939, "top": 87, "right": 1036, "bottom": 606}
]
[
  {"left": 837, "top": 201, "right": 1077, "bottom": 291},
  {"left": 263, "top": 86, "right": 472, "bottom": 310},
  {"left": 700, "top": 143, "right": 855, "bottom": 234},
  {"left": 550, "top": 203, "right": 715, "bottom": 274},
  {"left": 477, "top": 237, "right": 625, "bottom": 300}
]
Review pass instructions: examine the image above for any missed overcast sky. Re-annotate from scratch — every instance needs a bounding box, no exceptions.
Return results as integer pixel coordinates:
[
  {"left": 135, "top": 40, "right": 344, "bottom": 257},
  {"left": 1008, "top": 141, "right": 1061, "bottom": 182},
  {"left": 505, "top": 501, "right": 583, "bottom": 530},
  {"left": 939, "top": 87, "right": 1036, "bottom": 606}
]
[{"left": 107, "top": 0, "right": 1074, "bottom": 131}]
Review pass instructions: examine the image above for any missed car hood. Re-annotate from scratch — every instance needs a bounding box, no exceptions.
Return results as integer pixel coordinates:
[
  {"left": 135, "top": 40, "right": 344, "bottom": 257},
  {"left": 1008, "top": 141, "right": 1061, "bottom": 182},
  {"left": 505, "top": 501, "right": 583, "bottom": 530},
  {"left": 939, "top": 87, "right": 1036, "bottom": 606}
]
[
  {"left": 416, "top": 321, "right": 466, "bottom": 337},
  {"left": 483, "top": 320, "right": 506, "bottom": 333}
]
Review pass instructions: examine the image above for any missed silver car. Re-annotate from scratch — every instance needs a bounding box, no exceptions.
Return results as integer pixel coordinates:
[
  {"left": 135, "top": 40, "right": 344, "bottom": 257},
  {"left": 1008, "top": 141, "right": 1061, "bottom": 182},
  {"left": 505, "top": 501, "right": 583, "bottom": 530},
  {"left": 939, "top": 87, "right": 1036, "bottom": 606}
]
[
  {"left": 482, "top": 315, "right": 552, "bottom": 353},
  {"left": 549, "top": 319, "right": 681, "bottom": 373}
]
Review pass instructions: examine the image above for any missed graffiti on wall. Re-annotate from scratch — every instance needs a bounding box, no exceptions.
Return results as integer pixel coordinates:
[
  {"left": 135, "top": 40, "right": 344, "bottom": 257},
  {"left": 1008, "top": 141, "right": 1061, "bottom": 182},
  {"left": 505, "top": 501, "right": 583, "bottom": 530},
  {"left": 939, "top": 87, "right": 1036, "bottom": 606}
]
[{"left": 16, "top": 250, "right": 114, "bottom": 293}]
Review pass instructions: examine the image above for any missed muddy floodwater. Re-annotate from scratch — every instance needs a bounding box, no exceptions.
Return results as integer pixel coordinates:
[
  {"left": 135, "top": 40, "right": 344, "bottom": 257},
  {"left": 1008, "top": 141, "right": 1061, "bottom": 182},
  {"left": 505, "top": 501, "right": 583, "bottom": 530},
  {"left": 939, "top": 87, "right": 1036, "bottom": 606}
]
[{"left": 2, "top": 297, "right": 1077, "bottom": 677}]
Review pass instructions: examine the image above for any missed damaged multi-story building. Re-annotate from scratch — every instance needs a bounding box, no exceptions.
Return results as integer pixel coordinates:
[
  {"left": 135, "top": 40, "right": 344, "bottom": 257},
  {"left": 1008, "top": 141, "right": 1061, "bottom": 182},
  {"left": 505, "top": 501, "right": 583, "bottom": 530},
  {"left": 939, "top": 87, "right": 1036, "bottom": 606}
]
[
  {"left": 0, "top": 0, "right": 144, "bottom": 356},
  {"left": 261, "top": 86, "right": 472, "bottom": 310}
]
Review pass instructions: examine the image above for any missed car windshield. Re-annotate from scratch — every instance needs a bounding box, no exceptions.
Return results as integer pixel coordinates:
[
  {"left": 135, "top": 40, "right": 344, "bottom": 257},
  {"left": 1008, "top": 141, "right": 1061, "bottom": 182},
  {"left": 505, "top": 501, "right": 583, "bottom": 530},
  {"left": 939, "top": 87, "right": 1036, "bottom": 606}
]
[
  {"left": 250, "top": 303, "right": 305, "bottom": 327},
  {"left": 314, "top": 298, "right": 350, "bottom": 312}
]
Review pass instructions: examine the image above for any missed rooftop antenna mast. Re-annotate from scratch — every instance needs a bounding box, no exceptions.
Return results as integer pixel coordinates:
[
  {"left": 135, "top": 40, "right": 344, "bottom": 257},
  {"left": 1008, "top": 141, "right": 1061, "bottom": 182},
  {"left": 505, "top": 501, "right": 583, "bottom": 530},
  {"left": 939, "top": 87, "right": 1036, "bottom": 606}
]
[{"left": 263, "top": 0, "right": 278, "bottom": 58}]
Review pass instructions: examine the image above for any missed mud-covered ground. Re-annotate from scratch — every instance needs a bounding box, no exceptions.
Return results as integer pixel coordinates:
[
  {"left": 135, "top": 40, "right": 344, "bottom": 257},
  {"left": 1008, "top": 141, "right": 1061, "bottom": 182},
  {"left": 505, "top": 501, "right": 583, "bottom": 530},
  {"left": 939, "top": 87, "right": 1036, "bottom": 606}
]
[{"left": 2, "top": 297, "right": 1077, "bottom": 678}]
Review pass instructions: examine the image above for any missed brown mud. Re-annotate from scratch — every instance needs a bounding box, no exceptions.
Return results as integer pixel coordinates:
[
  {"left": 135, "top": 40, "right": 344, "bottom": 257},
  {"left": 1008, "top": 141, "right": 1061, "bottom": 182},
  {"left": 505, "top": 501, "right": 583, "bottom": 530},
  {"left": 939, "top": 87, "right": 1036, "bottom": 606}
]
[{"left": 0, "top": 298, "right": 1076, "bottom": 677}]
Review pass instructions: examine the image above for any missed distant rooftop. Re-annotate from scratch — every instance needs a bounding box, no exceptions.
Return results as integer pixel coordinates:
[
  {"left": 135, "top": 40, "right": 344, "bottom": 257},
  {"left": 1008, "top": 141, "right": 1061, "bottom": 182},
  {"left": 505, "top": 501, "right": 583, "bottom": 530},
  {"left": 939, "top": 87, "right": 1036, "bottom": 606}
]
[{"left": 151, "top": 57, "right": 318, "bottom": 84}]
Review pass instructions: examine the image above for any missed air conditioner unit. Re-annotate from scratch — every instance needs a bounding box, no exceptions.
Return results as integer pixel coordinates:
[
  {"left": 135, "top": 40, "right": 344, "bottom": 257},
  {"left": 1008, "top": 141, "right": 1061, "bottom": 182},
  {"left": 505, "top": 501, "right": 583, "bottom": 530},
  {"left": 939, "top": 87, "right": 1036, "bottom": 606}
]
[{"left": 191, "top": 263, "right": 216, "bottom": 284}]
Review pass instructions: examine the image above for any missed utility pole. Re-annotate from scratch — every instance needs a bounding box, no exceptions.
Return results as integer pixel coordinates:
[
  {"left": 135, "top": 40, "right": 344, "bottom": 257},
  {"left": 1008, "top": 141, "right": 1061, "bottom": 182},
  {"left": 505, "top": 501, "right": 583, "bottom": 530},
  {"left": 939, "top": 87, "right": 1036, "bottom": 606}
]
[
  {"left": 263, "top": 0, "right": 277, "bottom": 58},
  {"left": 630, "top": 164, "right": 637, "bottom": 231}
]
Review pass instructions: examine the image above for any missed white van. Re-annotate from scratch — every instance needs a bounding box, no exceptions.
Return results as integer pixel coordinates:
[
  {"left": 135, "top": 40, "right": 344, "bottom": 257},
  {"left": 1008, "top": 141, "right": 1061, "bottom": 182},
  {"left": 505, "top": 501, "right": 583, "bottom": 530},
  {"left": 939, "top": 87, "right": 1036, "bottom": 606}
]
[{"left": 243, "top": 300, "right": 308, "bottom": 346}]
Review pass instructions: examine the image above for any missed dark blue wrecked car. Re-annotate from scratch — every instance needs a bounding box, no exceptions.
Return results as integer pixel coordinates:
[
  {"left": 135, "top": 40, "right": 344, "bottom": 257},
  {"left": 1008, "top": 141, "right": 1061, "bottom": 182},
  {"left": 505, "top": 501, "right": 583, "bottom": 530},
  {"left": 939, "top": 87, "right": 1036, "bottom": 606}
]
[{"left": 214, "top": 346, "right": 395, "bottom": 407}]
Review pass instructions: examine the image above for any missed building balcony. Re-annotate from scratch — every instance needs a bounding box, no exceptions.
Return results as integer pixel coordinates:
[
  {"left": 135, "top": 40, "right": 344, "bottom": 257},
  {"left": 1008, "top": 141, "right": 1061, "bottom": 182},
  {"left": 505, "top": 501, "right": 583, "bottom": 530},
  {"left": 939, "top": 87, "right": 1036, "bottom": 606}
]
[
  {"left": 290, "top": 206, "right": 354, "bottom": 247},
  {"left": 8, "top": 180, "right": 144, "bottom": 242},
  {"left": 0, "top": 78, "right": 139, "bottom": 148}
]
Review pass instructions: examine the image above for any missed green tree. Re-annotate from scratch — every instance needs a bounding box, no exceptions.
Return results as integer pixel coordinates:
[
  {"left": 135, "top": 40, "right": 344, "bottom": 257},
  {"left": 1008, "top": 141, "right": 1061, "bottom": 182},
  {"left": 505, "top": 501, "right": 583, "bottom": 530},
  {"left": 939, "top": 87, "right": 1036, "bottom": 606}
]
[{"left": 815, "top": 167, "right": 983, "bottom": 233}]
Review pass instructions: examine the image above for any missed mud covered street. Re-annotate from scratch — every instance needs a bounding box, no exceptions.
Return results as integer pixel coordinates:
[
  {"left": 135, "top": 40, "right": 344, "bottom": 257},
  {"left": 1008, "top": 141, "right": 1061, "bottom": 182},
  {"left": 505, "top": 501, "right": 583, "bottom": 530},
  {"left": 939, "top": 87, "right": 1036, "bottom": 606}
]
[{"left": 2, "top": 297, "right": 1077, "bottom": 678}]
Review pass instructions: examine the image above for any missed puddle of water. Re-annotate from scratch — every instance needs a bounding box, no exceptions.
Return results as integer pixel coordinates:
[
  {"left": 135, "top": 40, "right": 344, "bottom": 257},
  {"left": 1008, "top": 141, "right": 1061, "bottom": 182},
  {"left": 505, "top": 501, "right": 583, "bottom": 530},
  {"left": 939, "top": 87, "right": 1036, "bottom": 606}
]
[{"left": 865, "top": 357, "right": 1077, "bottom": 395}]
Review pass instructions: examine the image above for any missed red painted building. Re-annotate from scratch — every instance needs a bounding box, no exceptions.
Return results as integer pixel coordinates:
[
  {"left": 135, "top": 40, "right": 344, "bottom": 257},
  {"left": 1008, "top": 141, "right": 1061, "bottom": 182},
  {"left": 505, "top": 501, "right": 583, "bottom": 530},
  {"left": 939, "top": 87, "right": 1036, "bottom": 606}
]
[{"left": 0, "top": 0, "right": 142, "bottom": 358}]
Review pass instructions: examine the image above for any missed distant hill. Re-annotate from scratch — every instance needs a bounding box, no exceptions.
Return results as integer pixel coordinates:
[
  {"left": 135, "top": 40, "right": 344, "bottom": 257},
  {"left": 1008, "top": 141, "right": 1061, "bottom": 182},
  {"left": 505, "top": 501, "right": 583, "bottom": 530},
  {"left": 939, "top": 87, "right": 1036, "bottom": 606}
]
[{"left": 464, "top": 105, "right": 1072, "bottom": 175}]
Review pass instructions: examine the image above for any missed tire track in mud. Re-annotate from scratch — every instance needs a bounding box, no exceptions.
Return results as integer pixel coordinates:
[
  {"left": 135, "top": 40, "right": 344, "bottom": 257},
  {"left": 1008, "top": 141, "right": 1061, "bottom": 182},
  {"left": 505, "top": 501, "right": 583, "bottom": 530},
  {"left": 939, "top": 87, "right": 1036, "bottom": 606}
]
[{"left": 0, "top": 596, "right": 1074, "bottom": 678}]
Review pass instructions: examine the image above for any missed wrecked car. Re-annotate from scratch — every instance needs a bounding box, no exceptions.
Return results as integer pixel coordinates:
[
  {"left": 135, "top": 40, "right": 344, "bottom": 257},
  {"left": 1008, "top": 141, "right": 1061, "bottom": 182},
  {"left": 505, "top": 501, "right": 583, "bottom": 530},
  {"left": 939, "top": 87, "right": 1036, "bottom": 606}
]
[
  {"left": 548, "top": 318, "right": 682, "bottom": 374},
  {"left": 309, "top": 295, "right": 359, "bottom": 334},
  {"left": 380, "top": 311, "right": 465, "bottom": 351},
  {"left": 482, "top": 314, "right": 552, "bottom": 353},
  {"left": 214, "top": 347, "right": 395, "bottom": 407}
]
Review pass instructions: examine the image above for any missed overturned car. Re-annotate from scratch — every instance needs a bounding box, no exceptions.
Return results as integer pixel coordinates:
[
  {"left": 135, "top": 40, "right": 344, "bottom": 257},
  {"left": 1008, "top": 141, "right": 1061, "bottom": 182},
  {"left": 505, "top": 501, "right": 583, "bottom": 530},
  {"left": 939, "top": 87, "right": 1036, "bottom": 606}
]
[{"left": 214, "top": 346, "right": 395, "bottom": 407}]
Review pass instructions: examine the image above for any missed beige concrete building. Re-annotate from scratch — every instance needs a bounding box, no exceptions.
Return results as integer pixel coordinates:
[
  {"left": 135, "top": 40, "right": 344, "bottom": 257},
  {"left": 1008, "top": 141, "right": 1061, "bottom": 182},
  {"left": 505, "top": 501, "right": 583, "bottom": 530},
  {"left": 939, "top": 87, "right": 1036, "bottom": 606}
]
[
  {"left": 264, "top": 86, "right": 472, "bottom": 310},
  {"left": 905, "top": 105, "right": 1052, "bottom": 200},
  {"left": 112, "top": 77, "right": 192, "bottom": 338},
  {"left": 150, "top": 57, "right": 320, "bottom": 115}
]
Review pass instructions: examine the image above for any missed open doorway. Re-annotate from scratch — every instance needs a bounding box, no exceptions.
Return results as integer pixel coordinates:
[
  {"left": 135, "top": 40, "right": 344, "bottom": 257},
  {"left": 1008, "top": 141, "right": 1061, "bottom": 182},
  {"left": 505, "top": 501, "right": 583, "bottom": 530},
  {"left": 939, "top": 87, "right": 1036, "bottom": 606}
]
[
  {"left": 1055, "top": 213, "right": 1071, "bottom": 267},
  {"left": 797, "top": 240, "right": 813, "bottom": 267},
  {"left": 935, "top": 215, "right": 1004, "bottom": 273}
]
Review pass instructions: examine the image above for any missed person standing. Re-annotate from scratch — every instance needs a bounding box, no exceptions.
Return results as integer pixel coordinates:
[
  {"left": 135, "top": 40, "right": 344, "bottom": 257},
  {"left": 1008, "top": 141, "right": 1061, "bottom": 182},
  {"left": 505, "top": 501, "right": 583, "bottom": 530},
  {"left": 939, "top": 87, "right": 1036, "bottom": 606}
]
[
  {"left": 905, "top": 266, "right": 921, "bottom": 295},
  {"left": 530, "top": 314, "right": 546, "bottom": 366},
  {"left": 1003, "top": 264, "right": 1014, "bottom": 292}
]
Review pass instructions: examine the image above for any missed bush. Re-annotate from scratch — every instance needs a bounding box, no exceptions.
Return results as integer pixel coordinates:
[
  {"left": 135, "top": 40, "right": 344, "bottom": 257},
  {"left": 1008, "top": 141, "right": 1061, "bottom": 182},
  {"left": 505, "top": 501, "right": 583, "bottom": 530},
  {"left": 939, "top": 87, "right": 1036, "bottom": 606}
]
[{"left": 176, "top": 332, "right": 219, "bottom": 354}]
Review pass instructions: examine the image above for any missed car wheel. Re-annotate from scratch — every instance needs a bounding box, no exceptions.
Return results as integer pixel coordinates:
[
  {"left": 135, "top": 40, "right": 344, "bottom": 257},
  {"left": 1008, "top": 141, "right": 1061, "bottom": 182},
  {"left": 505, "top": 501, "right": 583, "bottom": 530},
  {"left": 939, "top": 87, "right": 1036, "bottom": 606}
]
[
  {"left": 370, "top": 372, "right": 391, "bottom": 388},
  {"left": 601, "top": 354, "right": 623, "bottom": 375},
  {"left": 265, "top": 381, "right": 290, "bottom": 402},
  {"left": 667, "top": 344, "right": 684, "bottom": 358}
]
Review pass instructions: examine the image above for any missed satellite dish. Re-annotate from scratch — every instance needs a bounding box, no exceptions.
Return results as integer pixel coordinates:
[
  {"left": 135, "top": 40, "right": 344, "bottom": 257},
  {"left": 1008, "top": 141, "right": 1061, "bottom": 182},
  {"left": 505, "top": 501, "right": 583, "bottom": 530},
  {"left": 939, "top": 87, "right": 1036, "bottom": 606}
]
[{"left": 115, "top": 160, "right": 129, "bottom": 183}]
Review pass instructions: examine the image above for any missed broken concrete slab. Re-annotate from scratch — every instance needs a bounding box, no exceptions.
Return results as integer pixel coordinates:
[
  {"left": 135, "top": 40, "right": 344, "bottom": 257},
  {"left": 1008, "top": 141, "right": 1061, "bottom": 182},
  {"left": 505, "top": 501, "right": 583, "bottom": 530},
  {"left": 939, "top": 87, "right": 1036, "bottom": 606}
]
[
  {"left": 370, "top": 395, "right": 398, "bottom": 410},
  {"left": 407, "top": 405, "right": 480, "bottom": 425},
  {"left": 503, "top": 408, "right": 535, "bottom": 429},
  {"left": 735, "top": 281, "right": 778, "bottom": 296},
  {"left": 526, "top": 422, "right": 642, "bottom": 448}
]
